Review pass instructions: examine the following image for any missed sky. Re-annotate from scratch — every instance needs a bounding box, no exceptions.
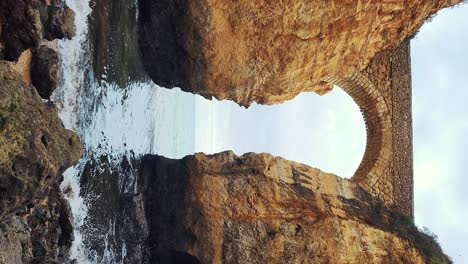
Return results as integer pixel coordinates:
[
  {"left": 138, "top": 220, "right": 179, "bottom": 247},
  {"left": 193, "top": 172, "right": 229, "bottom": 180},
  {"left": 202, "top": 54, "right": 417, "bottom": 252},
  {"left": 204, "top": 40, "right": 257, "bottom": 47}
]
[
  {"left": 189, "top": 4, "right": 468, "bottom": 263},
  {"left": 411, "top": 4, "right": 468, "bottom": 263},
  {"left": 193, "top": 88, "right": 365, "bottom": 178}
]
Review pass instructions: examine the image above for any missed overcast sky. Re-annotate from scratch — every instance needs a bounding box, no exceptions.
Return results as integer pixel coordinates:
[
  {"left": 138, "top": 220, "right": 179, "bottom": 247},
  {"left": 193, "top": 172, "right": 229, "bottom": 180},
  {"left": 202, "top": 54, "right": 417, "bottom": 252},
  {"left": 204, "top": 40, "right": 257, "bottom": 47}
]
[
  {"left": 411, "top": 4, "right": 468, "bottom": 263},
  {"left": 189, "top": 4, "right": 468, "bottom": 262}
]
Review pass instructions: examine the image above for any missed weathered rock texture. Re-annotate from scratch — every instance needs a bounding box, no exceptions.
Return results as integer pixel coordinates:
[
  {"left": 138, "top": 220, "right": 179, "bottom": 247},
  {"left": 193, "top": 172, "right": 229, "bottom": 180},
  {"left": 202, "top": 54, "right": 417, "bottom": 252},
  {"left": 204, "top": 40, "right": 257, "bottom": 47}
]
[
  {"left": 0, "top": 62, "right": 82, "bottom": 263},
  {"left": 138, "top": 0, "right": 461, "bottom": 106},
  {"left": 31, "top": 45, "right": 61, "bottom": 99},
  {"left": 0, "top": 183, "right": 74, "bottom": 264},
  {"left": 0, "top": 0, "right": 75, "bottom": 61},
  {"left": 74, "top": 154, "right": 147, "bottom": 263},
  {"left": 138, "top": 152, "right": 450, "bottom": 264}
]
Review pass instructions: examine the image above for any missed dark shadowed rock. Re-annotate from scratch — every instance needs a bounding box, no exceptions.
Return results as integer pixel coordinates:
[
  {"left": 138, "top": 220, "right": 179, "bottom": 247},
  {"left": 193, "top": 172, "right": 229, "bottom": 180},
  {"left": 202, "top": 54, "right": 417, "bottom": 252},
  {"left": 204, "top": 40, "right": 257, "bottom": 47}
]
[
  {"left": 31, "top": 45, "right": 60, "bottom": 99},
  {"left": 0, "top": 182, "right": 76, "bottom": 264},
  {"left": 116, "top": 193, "right": 149, "bottom": 263},
  {"left": 0, "top": 0, "right": 75, "bottom": 61},
  {"left": 44, "top": 4, "right": 76, "bottom": 41}
]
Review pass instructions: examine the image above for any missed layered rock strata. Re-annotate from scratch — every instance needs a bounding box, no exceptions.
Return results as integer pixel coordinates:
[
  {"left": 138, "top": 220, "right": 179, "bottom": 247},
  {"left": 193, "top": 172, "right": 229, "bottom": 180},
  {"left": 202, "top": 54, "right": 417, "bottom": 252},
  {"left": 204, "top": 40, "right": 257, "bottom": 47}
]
[
  {"left": 137, "top": 152, "right": 449, "bottom": 264},
  {"left": 138, "top": 0, "right": 461, "bottom": 106}
]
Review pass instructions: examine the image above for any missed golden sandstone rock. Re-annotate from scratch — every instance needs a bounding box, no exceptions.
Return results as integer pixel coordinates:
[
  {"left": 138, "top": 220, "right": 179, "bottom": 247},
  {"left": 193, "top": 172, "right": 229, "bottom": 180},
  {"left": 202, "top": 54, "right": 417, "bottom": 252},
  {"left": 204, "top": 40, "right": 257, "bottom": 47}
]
[
  {"left": 139, "top": 0, "right": 462, "bottom": 106},
  {"left": 140, "top": 152, "right": 449, "bottom": 263}
]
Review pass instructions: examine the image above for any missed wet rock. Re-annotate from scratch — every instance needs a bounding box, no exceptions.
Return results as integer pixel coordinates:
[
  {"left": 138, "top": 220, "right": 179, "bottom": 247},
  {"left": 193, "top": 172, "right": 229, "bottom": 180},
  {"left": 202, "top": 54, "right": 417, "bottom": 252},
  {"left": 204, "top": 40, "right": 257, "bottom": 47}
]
[
  {"left": 76, "top": 154, "right": 141, "bottom": 263},
  {"left": 44, "top": 4, "right": 76, "bottom": 41},
  {"left": 31, "top": 45, "right": 60, "bottom": 99},
  {"left": 138, "top": 0, "right": 463, "bottom": 106},
  {"left": 0, "top": 184, "right": 75, "bottom": 264},
  {"left": 116, "top": 193, "right": 149, "bottom": 263},
  {"left": 0, "top": 0, "right": 75, "bottom": 61}
]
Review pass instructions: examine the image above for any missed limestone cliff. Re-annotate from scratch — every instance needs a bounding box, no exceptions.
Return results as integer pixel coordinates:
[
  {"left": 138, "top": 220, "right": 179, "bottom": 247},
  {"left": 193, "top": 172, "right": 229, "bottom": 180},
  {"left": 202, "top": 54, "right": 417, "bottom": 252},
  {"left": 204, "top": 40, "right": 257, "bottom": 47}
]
[
  {"left": 139, "top": 0, "right": 462, "bottom": 106},
  {"left": 137, "top": 152, "right": 449, "bottom": 264}
]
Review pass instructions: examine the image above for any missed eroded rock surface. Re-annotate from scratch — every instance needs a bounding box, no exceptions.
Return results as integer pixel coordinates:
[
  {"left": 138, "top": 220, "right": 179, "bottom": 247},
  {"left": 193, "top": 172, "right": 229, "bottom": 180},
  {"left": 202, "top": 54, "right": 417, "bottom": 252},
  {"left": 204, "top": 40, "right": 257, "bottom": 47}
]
[
  {"left": 0, "top": 0, "right": 75, "bottom": 61},
  {"left": 0, "top": 62, "right": 82, "bottom": 219},
  {"left": 138, "top": 152, "right": 449, "bottom": 264},
  {"left": 31, "top": 45, "right": 60, "bottom": 99},
  {"left": 0, "top": 62, "right": 82, "bottom": 263},
  {"left": 0, "top": 183, "right": 74, "bottom": 264},
  {"left": 139, "top": 0, "right": 462, "bottom": 106}
]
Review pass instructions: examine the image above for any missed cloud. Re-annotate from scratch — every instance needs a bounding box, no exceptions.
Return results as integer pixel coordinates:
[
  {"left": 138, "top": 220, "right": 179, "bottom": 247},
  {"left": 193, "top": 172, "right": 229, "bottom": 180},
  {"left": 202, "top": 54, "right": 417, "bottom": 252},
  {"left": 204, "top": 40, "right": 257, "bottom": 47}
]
[{"left": 412, "top": 4, "right": 468, "bottom": 263}]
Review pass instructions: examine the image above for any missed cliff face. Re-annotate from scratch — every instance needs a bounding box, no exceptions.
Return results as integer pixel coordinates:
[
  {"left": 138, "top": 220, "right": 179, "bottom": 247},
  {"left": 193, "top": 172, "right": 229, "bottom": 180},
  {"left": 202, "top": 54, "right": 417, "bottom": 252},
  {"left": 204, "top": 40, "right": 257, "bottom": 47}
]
[
  {"left": 138, "top": 152, "right": 449, "bottom": 264},
  {"left": 139, "top": 0, "right": 462, "bottom": 106}
]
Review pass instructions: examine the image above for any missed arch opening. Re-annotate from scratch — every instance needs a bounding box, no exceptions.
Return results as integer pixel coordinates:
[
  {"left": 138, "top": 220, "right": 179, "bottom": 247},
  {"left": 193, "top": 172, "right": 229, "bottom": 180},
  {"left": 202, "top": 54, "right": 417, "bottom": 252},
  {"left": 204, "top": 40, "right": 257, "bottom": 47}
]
[{"left": 325, "top": 72, "right": 393, "bottom": 192}]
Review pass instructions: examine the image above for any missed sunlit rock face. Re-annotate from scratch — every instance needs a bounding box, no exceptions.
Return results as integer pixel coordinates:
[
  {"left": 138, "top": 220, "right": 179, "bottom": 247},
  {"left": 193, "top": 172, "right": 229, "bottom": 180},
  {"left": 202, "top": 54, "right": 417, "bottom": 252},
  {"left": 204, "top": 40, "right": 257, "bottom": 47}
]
[
  {"left": 138, "top": 0, "right": 462, "bottom": 106},
  {"left": 138, "top": 152, "right": 449, "bottom": 264}
]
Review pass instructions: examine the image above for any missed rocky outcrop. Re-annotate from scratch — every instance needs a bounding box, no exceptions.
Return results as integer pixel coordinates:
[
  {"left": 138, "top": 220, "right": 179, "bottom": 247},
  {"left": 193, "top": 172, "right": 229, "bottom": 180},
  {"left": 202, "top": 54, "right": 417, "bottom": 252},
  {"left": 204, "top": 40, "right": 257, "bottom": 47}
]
[
  {"left": 139, "top": 0, "right": 462, "bottom": 106},
  {"left": 0, "top": 0, "right": 75, "bottom": 61},
  {"left": 0, "top": 62, "right": 82, "bottom": 219},
  {"left": 31, "top": 45, "right": 60, "bottom": 99},
  {"left": 138, "top": 152, "right": 450, "bottom": 264},
  {"left": 0, "top": 183, "right": 74, "bottom": 264},
  {"left": 0, "top": 62, "right": 82, "bottom": 263},
  {"left": 4, "top": 45, "right": 61, "bottom": 100}
]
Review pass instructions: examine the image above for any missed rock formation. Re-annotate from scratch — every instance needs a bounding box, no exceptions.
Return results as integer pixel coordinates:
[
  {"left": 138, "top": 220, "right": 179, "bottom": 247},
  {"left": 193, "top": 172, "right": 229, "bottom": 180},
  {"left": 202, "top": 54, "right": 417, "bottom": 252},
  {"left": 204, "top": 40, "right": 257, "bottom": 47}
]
[
  {"left": 0, "top": 62, "right": 82, "bottom": 263},
  {"left": 0, "top": 0, "right": 75, "bottom": 61},
  {"left": 0, "top": 0, "right": 458, "bottom": 262},
  {"left": 138, "top": 0, "right": 462, "bottom": 106},
  {"left": 0, "top": 183, "right": 75, "bottom": 263},
  {"left": 0, "top": 0, "right": 82, "bottom": 258},
  {"left": 138, "top": 0, "right": 428, "bottom": 216},
  {"left": 89, "top": 0, "right": 147, "bottom": 86},
  {"left": 137, "top": 152, "right": 449, "bottom": 264},
  {"left": 31, "top": 45, "right": 61, "bottom": 99},
  {"left": 0, "top": 62, "right": 82, "bottom": 220}
]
